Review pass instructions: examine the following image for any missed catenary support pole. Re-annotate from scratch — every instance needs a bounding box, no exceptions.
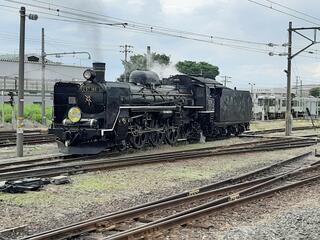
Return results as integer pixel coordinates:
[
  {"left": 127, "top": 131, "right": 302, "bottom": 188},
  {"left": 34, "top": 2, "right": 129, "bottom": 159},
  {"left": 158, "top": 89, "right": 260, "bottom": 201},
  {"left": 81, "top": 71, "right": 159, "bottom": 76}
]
[
  {"left": 300, "top": 79, "right": 302, "bottom": 109},
  {"left": 285, "top": 21, "right": 293, "bottom": 136},
  {"left": 1, "top": 90, "right": 4, "bottom": 127},
  {"left": 17, "top": 6, "right": 26, "bottom": 157},
  {"left": 41, "top": 27, "right": 46, "bottom": 126}
]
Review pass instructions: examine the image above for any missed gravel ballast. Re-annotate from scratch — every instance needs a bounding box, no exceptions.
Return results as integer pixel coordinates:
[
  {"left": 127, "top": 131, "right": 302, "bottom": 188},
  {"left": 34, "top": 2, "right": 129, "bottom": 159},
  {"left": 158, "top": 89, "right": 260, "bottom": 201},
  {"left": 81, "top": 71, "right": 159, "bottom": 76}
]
[
  {"left": 0, "top": 132, "right": 318, "bottom": 239},
  {"left": 169, "top": 181, "right": 320, "bottom": 240}
]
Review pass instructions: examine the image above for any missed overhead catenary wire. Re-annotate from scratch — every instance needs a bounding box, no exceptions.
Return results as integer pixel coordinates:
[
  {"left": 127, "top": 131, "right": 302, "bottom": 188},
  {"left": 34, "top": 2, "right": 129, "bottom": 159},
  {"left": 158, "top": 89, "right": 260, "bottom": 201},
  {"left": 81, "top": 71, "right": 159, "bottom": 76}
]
[
  {"left": 1, "top": 0, "right": 283, "bottom": 54},
  {"left": 26, "top": 0, "right": 278, "bottom": 46},
  {"left": 248, "top": 0, "right": 320, "bottom": 26},
  {"left": 0, "top": 5, "right": 272, "bottom": 55},
  {"left": 2, "top": 0, "right": 320, "bottom": 58},
  {"left": 0, "top": 33, "right": 122, "bottom": 52},
  {"left": 248, "top": 0, "right": 320, "bottom": 60},
  {"left": 263, "top": 0, "right": 320, "bottom": 23},
  {"left": 5, "top": 0, "right": 319, "bottom": 54},
  {"left": 40, "top": 15, "right": 278, "bottom": 55}
]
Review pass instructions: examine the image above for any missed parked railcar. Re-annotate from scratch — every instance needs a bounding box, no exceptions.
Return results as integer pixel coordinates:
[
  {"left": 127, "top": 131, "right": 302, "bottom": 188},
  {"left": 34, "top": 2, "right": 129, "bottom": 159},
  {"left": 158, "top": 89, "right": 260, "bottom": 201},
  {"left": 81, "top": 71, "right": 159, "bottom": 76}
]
[
  {"left": 253, "top": 95, "right": 318, "bottom": 120},
  {"left": 50, "top": 62, "right": 252, "bottom": 154}
]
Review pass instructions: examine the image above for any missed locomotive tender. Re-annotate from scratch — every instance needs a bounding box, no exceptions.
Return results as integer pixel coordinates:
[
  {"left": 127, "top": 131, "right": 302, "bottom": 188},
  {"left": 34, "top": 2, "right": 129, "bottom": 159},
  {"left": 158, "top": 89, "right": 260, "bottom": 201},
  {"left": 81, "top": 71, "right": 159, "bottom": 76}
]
[{"left": 50, "top": 62, "right": 252, "bottom": 154}]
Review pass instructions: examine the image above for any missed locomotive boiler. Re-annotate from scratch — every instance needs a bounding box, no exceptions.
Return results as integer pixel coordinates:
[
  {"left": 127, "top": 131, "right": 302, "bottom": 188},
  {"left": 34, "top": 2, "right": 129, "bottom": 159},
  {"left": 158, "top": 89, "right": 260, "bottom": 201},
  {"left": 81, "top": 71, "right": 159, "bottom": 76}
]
[{"left": 50, "top": 62, "right": 252, "bottom": 154}]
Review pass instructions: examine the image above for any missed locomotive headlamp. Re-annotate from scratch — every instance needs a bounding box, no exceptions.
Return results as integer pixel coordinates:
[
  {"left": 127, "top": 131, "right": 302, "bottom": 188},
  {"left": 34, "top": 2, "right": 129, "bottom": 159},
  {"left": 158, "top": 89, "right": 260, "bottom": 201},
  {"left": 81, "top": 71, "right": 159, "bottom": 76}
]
[
  {"left": 83, "top": 69, "right": 96, "bottom": 80},
  {"left": 68, "top": 107, "right": 82, "bottom": 123}
]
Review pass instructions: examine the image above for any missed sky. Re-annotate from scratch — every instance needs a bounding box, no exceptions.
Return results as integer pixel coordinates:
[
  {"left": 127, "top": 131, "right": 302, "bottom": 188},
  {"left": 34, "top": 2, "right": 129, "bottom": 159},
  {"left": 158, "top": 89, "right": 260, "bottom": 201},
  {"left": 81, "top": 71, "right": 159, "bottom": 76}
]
[{"left": 1, "top": 0, "right": 320, "bottom": 90}]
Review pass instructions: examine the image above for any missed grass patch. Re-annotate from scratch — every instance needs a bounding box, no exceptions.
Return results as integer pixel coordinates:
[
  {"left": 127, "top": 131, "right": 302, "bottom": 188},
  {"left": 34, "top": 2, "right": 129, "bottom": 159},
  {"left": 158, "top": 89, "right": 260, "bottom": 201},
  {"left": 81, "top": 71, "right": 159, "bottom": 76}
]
[
  {"left": 160, "top": 163, "right": 237, "bottom": 181},
  {"left": 162, "top": 167, "right": 215, "bottom": 181},
  {"left": 71, "top": 174, "right": 127, "bottom": 192},
  {"left": 0, "top": 103, "right": 52, "bottom": 125},
  {"left": 250, "top": 119, "right": 318, "bottom": 131},
  {"left": 0, "top": 191, "right": 61, "bottom": 207}
]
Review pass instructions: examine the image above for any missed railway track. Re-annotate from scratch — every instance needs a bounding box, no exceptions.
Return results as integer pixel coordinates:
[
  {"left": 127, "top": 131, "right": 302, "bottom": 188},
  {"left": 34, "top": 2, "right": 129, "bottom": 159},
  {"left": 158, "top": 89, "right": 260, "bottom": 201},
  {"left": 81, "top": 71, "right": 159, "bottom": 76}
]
[
  {"left": 21, "top": 151, "right": 320, "bottom": 240},
  {"left": 0, "top": 137, "right": 317, "bottom": 182},
  {"left": 0, "top": 129, "right": 55, "bottom": 147}
]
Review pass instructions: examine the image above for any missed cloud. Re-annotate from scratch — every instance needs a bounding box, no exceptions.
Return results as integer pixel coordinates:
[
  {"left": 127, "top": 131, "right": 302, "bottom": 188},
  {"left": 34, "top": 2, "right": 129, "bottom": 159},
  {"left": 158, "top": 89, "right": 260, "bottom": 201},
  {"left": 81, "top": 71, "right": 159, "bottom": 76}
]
[
  {"left": 1, "top": 0, "right": 320, "bottom": 86},
  {"left": 300, "top": 63, "right": 320, "bottom": 78},
  {"left": 128, "top": 0, "right": 145, "bottom": 7},
  {"left": 160, "top": 0, "right": 225, "bottom": 15}
]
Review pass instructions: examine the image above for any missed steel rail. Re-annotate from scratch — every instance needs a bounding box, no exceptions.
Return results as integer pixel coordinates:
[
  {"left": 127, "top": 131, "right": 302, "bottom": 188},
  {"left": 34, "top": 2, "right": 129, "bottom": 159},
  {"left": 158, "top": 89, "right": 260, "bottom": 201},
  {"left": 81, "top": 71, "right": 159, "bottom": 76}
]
[
  {"left": 0, "top": 141, "right": 315, "bottom": 181},
  {"left": 22, "top": 151, "right": 313, "bottom": 240},
  {"left": 0, "top": 137, "right": 314, "bottom": 172},
  {"left": 0, "top": 129, "right": 46, "bottom": 134},
  {"left": 0, "top": 133, "right": 55, "bottom": 147},
  {"left": 1, "top": 136, "right": 315, "bottom": 168},
  {"left": 103, "top": 165, "right": 320, "bottom": 240},
  {"left": 0, "top": 133, "right": 301, "bottom": 169},
  {"left": 23, "top": 175, "right": 281, "bottom": 240}
]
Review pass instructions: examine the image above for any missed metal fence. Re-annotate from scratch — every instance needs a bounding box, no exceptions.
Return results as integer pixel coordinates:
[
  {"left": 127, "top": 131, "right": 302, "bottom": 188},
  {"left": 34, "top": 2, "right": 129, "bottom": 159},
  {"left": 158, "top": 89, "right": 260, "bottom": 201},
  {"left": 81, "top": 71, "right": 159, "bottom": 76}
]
[{"left": 0, "top": 76, "right": 84, "bottom": 93}]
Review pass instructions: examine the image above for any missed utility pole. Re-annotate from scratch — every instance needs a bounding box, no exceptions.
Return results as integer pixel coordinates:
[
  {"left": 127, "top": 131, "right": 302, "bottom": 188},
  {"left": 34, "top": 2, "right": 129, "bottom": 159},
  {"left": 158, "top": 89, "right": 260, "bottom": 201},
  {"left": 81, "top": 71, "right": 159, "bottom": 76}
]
[
  {"left": 249, "top": 83, "right": 256, "bottom": 120},
  {"left": 285, "top": 22, "right": 293, "bottom": 136},
  {"left": 17, "top": 7, "right": 26, "bottom": 157},
  {"left": 120, "top": 44, "right": 133, "bottom": 82},
  {"left": 1, "top": 90, "right": 4, "bottom": 127},
  {"left": 284, "top": 22, "right": 320, "bottom": 136},
  {"left": 220, "top": 75, "right": 232, "bottom": 87},
  {"left": 17, "top": 6, "right": 38, "bottom": 157},
  {"left": 41, "top": 27, "right": 46, "bottom": 126},
  {"left": 300, "top": 79, "right": 303, "bottom": 109},
  {"left": 120, "top": 44, "right": 133, "bottom": 62}
]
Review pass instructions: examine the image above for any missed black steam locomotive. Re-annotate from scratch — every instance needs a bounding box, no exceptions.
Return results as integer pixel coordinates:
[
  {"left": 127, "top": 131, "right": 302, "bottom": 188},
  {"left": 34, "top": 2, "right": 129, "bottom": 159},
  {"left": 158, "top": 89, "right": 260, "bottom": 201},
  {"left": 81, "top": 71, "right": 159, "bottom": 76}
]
[{"left": 50, "top": 62, "right": 252, "bottom": 154}]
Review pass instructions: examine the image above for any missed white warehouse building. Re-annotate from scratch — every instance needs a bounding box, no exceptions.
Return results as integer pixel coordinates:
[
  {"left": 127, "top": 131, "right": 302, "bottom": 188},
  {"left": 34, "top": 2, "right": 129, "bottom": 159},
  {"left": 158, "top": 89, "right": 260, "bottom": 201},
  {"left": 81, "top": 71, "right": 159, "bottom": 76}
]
[{"left": 0, "top": 54, "right": 88, "bottom": 106}]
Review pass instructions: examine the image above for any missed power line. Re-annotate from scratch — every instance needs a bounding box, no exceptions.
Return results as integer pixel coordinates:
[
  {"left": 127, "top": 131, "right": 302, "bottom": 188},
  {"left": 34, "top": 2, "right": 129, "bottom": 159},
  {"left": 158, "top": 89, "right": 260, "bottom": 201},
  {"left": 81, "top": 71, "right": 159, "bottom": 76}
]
[
  {"left": 248, "top": 0, "right": 320, "bottom": 26},
  {"left": 0, "top": 29, "right": 122, "bottom": 52},
  {"left": 2, "top": 1, "right": 320, "bottom": 59},
  {"left": 248, "top": 0, "right": 320, "bottom": 59},
  {"left": 0, "top": 5, "right": 275, "bottom": 55},
  {"left": 37, "top": 17, "right": 281, "bottom": 54},
  {"left": 2, "top": 0, "right": 282, "bottom": 50},
  {"left": 0, "top": 2, "right": 15, "bottom": 10},
  {"left": 263, "top": 0, "right": 320, "bottom": 23},
  {"left": 28, "top": 0, "right": 277, "bottom": 46}
]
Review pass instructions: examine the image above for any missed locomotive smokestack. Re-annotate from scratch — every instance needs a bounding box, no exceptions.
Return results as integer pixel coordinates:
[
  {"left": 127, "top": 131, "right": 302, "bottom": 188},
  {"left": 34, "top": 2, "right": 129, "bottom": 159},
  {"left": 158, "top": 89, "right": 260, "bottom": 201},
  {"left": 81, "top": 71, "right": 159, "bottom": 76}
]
[{"left": 93, "top": 62, "right": 106, "bottom": 82}]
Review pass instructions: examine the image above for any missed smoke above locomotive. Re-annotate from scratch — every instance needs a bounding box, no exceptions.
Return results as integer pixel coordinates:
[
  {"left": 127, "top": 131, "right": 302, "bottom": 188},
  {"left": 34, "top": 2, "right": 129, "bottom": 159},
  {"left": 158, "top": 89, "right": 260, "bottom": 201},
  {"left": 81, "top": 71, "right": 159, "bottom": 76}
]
[{"left": 50, "top": 62, "right": 252, "bottom": 154}]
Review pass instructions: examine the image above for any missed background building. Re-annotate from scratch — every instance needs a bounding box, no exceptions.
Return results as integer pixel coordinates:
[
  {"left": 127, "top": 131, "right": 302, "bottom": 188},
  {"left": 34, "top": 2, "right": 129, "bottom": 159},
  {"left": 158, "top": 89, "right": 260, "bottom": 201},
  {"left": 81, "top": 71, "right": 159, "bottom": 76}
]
[{"left": 0, "top": 54, "right": 88, "bottom": 106}]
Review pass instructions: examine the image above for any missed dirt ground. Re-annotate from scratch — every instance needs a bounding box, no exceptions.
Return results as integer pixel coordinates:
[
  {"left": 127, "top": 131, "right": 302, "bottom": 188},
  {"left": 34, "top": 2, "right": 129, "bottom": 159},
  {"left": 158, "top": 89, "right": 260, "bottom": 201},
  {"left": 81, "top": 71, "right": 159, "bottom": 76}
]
[{"left": 0, "top": 120, "right": 319, "bottom": 239}]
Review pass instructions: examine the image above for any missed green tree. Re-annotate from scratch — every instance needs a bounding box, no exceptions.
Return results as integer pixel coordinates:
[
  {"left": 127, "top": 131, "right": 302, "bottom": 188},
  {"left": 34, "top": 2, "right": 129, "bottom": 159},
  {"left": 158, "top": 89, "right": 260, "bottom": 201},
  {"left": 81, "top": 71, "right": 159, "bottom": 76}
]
[
  {"left": 152, "top": 53, "right": 170, "bottom": 65},
  {"left": 175, "top": 61, "right": 219, "bottom": 79},
  {"left": 309, "top": 87, "right": 320, "bottom": 97},
  {"left": 118, "top": 53, "right": 170, "bottom": 81}
]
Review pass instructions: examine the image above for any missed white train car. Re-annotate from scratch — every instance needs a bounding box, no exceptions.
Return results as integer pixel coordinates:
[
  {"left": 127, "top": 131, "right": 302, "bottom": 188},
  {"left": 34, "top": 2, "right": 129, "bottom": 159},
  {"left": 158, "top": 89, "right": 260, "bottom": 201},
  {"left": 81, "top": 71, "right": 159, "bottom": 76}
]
[
  {"left": 254, "top": 95, "right": 265, "bottom": 120},
  {"left": 253, "top": 95, "right": 318, "bottom": 120}
]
